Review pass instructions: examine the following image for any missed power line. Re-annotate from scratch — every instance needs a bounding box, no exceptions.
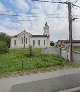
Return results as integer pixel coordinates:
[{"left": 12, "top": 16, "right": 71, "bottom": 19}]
[
  {"left": 0, "top": 10, "right": 10, "bottom": 12},
  {"left": 0, "top": 13, "right": 38, "bottom": 18},
  {"left": 32, "top": 0, "right": 79, "bottom": 62},
  {"left": 32, "top": 0, "right": 49, "bottom": 2},
  {"left": 32, "top": 0, "right": 80, "bottom": 8},
  {"left": 47, "top": 13, "right": 59, "bottom": 15},
  {"left": 0, "top": 13, "right": 19, "bottom": 16},
  {"left": 72, "top": 3, "right": 80, "bottom": 8},
  {"left": 0, "top": 19, "right": 37, "bottom": 21},
  {"left": 0, "top": 10, "right": 37, "bottom": 15},
  {"left": 47, "top": 17, "right": 68, "bottom": 19},
  {"left": 73, "top": 0, "right": 78, "bottom": 4},
  {"left": 0, "top": 10, "right": 38, "bottom": 17},
  {"left": 0, "top": 12, "right": 68, "bottom": 19}
]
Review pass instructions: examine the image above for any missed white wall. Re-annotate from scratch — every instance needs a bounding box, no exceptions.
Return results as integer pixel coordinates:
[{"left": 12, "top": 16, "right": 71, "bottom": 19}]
[
  {"left": 10, "top": 37, "right": 18, "bottom": 48},
  {"left": 31, "top": 37, "right": 50, "bottom": 48},
  {"left": 10, "top": 31, "right": 31, "bottom": 48},
  {"left": 11, "top": 36, "right": 50, "bottom": 49},
  {"left": 10, "top": 30, "right": 50, "bottom": 49},
  {"left": 18, "top": 33, "right": 30, "bottom": 48}
]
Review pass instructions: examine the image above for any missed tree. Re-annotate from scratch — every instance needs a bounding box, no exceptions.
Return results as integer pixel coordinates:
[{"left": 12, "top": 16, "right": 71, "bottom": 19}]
[
  {"left": 0, "top": 32, "right": 10, "bottom": 48},
  {"left": 0, "top": 40, "right": 9, "bottom": 54}
]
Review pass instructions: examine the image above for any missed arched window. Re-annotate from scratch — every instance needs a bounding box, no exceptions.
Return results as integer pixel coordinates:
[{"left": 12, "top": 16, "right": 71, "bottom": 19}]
[
  {"left": 26, "top": 38, "right": 27, "bottom": 44},
  {"left": 38, "top": 40, "right": 40, "bottom": 46},
  {"left": 14, "top": 40, "right": 16, "bottom": 46},
  {"left": 22, "top": 38, "right": 23, "bottom": 44},
  {"left": 44, "top": 40, "right": 45, "bottom": 45},
  {"left": 33, "top": 40, "right": 35, "bottom": 46}
]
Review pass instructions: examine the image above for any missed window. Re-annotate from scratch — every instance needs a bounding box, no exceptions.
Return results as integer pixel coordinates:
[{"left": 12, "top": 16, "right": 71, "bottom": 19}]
[
  {"left": 14, "top": 40, "right": 16, "bottom": 46},
  {"left": 26, "top": 38, "right": 27, "bottom": 44},
  {"left": 33, "top": 40, "right": 35, "bottom": 45},
  {"left": 38, "top": 40, "right": 40, "bottom": 46},
  {"left": 24, "top": 36, "right": 25, "bottom": 43},
  {"left": 44, "top": 40, "right": 45, "bottom": 45},
  {"left": 22, "top": 38, "right": 23, "bottom": 44}
]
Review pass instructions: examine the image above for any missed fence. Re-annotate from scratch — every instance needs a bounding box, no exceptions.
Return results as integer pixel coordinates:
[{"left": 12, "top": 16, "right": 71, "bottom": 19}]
[
  {"left": 42, "top": 47, "right": 80, "bottom": 63},
  {"left": 42, "top": 47, "right": 61, "bottom": 55},
  {"left": 73, "top": 51, "right": 80, "bottom": 63}
]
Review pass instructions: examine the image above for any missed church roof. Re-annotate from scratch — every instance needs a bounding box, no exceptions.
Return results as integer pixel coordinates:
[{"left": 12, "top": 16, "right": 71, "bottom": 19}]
[
  {"left": 13, "top": 35, "right": 17, "bottom": 37},
  {"left": 12, "top": 29, "right": 50, "bottom": 38},
  {"left": 32, "top": 35, "right": 49, "bottom": 37},
  {"left": 12, "top": 35, "right": 49, "bottom": 38}
]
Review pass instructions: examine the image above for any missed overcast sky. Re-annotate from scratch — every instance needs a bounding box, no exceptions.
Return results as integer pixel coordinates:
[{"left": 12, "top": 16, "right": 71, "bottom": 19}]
[{"left": 0, "top": 0, "right": 80, "bottom": 41}]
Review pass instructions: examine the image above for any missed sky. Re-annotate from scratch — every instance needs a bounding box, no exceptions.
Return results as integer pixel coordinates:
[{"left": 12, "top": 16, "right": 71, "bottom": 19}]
[{"left": 0, "top": 0, "right": 80, "bottom": 42}]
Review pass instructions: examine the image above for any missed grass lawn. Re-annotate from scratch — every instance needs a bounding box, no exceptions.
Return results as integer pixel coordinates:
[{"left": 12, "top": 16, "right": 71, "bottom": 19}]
[
  {"left": 0, "top": 48, "right": 80, "bottom": 78},
  {"left": 74, "top": 47, "right": 80, "bottom": 52}
]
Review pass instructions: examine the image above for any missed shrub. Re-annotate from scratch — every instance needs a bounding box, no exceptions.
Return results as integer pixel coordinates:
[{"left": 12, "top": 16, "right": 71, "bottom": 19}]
[
  {"left": 0, "top": 41, "right": 9, "bottom": 54},
  {"left": 29, "top": 45, "right": 33, "bottom": 58}
]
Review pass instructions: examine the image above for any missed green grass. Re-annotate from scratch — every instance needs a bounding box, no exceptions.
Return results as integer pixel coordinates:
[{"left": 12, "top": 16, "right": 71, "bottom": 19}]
[
  {"left": 0, "top": 48, "right": 80, "bottom": 78},
  {"left": 74, "top": 47, "right": 80, "bottom": 52}
]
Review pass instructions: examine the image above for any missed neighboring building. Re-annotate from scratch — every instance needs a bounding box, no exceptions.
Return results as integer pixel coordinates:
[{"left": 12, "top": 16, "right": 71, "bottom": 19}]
[
  {"left": 57, "top": 40, "right": 80, "bottom": 48},
  {"left": 10, "top": 22, "right": 50, "bottom": 48}
]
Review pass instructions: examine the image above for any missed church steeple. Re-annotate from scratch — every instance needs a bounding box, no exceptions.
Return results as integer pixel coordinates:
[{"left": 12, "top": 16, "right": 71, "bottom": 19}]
[{"left": 43, "top": 22, "right": 49, "bottom": 36}]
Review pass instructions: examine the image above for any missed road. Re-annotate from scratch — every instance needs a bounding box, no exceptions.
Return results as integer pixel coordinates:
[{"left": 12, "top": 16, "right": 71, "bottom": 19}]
[{"left": 0, "top": 68, "right": 80, "bottom": 92}]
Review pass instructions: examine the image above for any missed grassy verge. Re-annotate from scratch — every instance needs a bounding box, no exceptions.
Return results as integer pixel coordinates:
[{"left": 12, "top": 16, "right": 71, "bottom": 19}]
[
  {"left": 0, "top": 48, "right": 80, "bottom": 78},
  {"left": 74, "top": 47, "right": 80, "bottom": 52}
]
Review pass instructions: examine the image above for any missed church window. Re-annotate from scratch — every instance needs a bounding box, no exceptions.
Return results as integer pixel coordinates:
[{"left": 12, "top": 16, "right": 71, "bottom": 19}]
[
  {"left": 38, "top": 40, "right": 40, "bottom": 46},
  {"left": 33, "top": 40, "right": 35, "bottom": 45},
  {"left": 14, "top": 40, "right": 16, "bottom": 46},
  {"left": 22, "top": 38, "right": 23, "bottom": 44},
  {"left": 44, "top": 40, "right": 45, "bottom": 45},
  {"left": 24, "top": 36, "right": 25, "bottom": 43},
  {"left": 26, "top": 38, "right": 27, "bottom": 44}
]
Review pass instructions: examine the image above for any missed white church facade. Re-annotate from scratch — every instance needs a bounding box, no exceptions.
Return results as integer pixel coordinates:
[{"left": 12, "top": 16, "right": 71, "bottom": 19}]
[{"left": 10, "top": 22, "right": 50, "bottom": 48}]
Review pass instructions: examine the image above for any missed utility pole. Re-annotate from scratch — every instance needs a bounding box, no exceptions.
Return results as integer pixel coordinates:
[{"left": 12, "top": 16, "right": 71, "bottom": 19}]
[
  {"left": 32, "top": 0, "right": 79, "bottom": 62},
  {"left": 67, "top": 2, "right": 78, "bottom": 62},
  {"left": 68, "top": 2, "right": 73, "bottom": 62}
]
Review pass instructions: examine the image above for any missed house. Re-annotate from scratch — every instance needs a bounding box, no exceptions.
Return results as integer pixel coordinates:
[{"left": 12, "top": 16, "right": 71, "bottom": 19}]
[
  {"left": 10, "top": 22, "right": 50, "bottom": 48},
  {"left": 57, "top": 40, "right": 80, "bottom": 48}
]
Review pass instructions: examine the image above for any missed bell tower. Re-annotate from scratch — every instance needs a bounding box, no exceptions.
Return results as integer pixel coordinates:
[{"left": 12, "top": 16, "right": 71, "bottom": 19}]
[{"left": 43, "top": 22, "right": 49, "bottom": 36}]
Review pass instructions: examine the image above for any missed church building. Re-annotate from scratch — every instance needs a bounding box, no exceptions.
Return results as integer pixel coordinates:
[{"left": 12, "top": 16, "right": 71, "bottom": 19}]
[{"left": 10, "top": 22, "right": 50, "bottom": 48}]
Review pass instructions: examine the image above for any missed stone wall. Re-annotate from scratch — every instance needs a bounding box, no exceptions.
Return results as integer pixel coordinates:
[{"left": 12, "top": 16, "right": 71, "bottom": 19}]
[
  {"left": 42, "top": 47, "right": 60, "bottom": 55},
  {"left": 42, "top": 47, "right": 80, "bottom": 63},
  {"left": 73, "top": 51, "right": 80, "bottom": 63}
]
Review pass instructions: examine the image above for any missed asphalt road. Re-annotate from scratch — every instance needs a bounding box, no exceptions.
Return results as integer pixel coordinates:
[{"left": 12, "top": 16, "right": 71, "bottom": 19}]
[
  {"left": 10, "top": 73, "right": 80, "bottom": 92},
  {"left": 73, "top": 91, "right": 80, "bottom": 92},
  {"left": 0, "top": 68, "right": 80, "bottom": 92}
]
